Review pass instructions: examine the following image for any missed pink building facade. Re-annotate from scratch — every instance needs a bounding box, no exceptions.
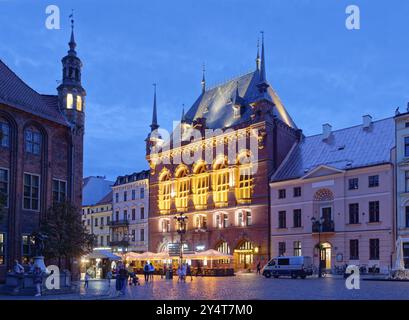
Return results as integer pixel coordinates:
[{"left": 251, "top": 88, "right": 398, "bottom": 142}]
[{"left": 269, "top": 116, "right": 395, "bottom": 274}]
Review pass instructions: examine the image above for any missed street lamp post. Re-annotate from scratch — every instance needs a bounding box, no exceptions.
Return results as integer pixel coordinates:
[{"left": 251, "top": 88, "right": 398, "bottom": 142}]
[
  {"left": 311, "top": 216, "right": 324, "bottom": 278},
  {"left": 174, "top": 213, "right": 188, "bottom": 264}
]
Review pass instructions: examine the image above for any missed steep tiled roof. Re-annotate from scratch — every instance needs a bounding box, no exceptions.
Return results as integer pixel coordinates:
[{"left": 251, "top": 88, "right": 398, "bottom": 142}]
[
  {"left": 0, "top": 59, "right": 67, "bottom": 125},
  {"left": 185, "top": 70, "right": 297, "bottom": 129},
  {"left": 114, "top": 169, "right": 150, "bottom": 186},
  {"left": 271, "top": 117, "right": 395, "bottom": 182},
  {"left": 96, "top": 191, "right": 113, "bottom": 205},
  {"left": 82, "top": 176, "right": 114, "bottom": 206}
]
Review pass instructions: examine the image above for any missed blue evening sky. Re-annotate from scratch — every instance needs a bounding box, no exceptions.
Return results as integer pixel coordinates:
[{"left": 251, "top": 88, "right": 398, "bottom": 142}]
[{"left": 1, "top": 0, "right": 409, "bottom": 180}]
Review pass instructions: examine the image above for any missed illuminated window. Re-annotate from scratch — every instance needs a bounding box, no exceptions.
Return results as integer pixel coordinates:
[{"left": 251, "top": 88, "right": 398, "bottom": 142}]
[
  {"left": 194, "top": 214, "right": 207, "bottom": 230},
  {"left": 235, "top": 152, "right": 253, "bottom": 203},
  {"left": 76, "top": 95, "right": 82, "bottom": 111},
  {"left": 66, "top": 93, "right": 73, "bottom": 109},
  {"left": 216, "top": 241, "right": 231, "bottom": 263},
  {"left": 175, "top": 166, "right": 190, "bottom": 212},
  {"left": 192, "top": 162, "right": 209, "bottom": 209},
  {"left": 158, "top": 170, "right": 171, "bottom": 214},
  {"left": 212, "top": 158, "right": 229, "bottom": 207},
  {"left": 0, "top": 233, "right": 4, "bottom": 265},
  {"left": 161, "top": 219, "right": 171, "bottom": 233}
]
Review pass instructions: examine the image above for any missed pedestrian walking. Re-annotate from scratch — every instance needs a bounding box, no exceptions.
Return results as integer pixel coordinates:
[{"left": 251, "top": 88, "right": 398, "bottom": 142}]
[
  {"left": 177, "top": 265, "right": 183, "bottom": 282},
  {"left": 115, "top": 267, "right": 122, "bottom": 295},
  {"left": 118, "top": 265, "right": 128, "bottom": 295},
  {"left": 33, "top": 266, "right": 43, "bottom": 297},
  {"left": 162, "top": 264, "right": 167, "bottom": 279},
  {"left": 186, "top": 263, "right": 193, "bottom": 281},
  {"left": 13, "top": 260, "right": 24, "bottom": 292},
  {"left": 84, "top": 272, "right": 91, "bottom": 289},
  {"left": 149, "top": 263, "right": 155, "bottom": 281},
  {"left": 257, "top": 262, "right": 261, "bottom": 275},
  {"left": 106, "top": 270, "right": 112, "bottom": 288},
  {"left": 143, "top": 262, "right": 150, "bottom": 283}
]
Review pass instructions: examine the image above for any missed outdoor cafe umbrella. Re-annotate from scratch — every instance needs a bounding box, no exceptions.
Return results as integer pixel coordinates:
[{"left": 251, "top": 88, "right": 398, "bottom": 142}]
[
  {"left": 122, "top": 252, "right": 142, "bottom": 260},
  {"left": 188, "top": 249, "right": 233, "bottom": 268},
  {"left": 84, "top": 250, "right": 122, "bottom": 261}
]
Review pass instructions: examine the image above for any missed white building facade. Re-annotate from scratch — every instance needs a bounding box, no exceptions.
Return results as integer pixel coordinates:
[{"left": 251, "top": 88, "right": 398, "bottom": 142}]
[
  {"left": 395, "top": 110, "right": 409, "bottom": 269},
  {"left": 111, "top": 170, "right": 149, "bottom": 253},
  {"left": 82, "top": 192, "right": 113, "bottom": 248}
]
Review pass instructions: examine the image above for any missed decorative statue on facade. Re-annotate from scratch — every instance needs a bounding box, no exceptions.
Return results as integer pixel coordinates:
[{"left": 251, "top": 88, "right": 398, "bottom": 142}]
[{"left": 30, "top": 232, "right": 48, "bottom": 257}]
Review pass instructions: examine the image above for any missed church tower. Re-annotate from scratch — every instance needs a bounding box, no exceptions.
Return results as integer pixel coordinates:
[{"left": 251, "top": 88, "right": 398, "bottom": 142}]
[
  {"left": 146, "top": 84, "right": 163, "bottom": 157},
  {"left": 56, "top": 16, "right": 86, "bottom": 206},
  {"left": 57, "top": 16, "right": 86, "bottom": 130}
]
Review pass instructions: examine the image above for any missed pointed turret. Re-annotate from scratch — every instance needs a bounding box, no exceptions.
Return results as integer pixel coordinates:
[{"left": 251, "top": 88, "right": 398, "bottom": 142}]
[
  {"left": 257, "top": 31, "right": 269, "bottom": 93},
  {"left": 150, "top": 83, "right": 159, "bottom": 132},
  {"left": 57, "top": 13, "right": 86, "bottom": 126},
  {"left": 181, "top": 104, "right": 186, "bottom": 123},
  {"left": 255, "top": 38, "right": 261, "bottom": 71},
  {"left": 201, "top": 63, "right": 206, "bottom": 94}
]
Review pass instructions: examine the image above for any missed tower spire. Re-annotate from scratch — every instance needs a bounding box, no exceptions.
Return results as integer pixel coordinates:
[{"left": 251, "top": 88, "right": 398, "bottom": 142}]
[
  {"left": 150, "top": 83, "right": 159, "bottom": 132},
  {"left": 201, "top": 63, "right": 206, "bottom": 94},
  {"left": 181, "top": 104, "right": 186, "bottom": 123},
  {"left": 257, "top": 31, "right": 269, "bottom": 93},
  {"left": 256, "top": 38, "right": 261, "bottom": 71},
  {"left": 260, "top": 31, "right": 266, "bottom": 82},
  {"left": 68, "top": 9, "right": 77, "bottom": 55}
]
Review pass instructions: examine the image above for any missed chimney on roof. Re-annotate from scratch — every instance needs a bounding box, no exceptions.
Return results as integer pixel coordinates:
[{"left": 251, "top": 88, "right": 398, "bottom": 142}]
[
  {"left": 362, "top": 114, "right": 372, "bottom": 129},
  {"left": 322, "top": 123, "right": 332, "bottom": 141}
]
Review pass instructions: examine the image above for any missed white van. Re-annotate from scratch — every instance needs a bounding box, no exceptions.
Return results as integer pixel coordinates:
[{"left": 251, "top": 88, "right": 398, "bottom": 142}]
[{"left": 262, "top": 256, "right": 313, "bottom": 279}]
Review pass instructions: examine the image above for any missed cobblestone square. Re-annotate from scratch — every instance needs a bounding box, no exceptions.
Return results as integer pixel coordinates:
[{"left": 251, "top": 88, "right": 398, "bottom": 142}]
[{"left": 1, "top": 274, "right": 409, "bottom": 300}]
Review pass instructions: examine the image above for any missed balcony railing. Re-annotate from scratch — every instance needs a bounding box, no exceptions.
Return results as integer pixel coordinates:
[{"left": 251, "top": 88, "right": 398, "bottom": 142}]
[
  {"left": 312, "top": 220, "right": 335, "bottom": 233},
  {"left": 108, "top": 219, "right": 129, "bottom": 227}
]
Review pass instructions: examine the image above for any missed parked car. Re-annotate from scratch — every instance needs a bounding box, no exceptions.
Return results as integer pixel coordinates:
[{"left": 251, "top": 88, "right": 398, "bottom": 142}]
[{"left": 262, "top": 256, "right": 313, "bottom": 279}]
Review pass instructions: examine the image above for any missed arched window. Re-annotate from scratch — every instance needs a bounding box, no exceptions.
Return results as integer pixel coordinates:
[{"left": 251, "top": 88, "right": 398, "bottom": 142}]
[
  {"left": 216, "top": 241, "right": 231, "bottom": 255},
  {"left": 24, "top": 127, "right": 41, "bottom": 155},
  {"left": 216, "top": 241, "right": 231, "bottom": 264},
  {"left": 235, "top": 151, "right": 253, "bottom": 204},
  {"left": 158, "top": 169, "right": 171, "bottom": 214},
  {"left": 212, "top": 157, "right": 229, "bottom": 207},
  {"left": 0, "top": 118, "right": 10, "bottom": 148},
  {"left": 192, "top": 162, "right": 209, "bottom": 209},
  {"left": 236, "top": 241, "right": 254, "bottom": 266},
  {"left": 175, "top": 166, "right": 190, "bottom": 212}
]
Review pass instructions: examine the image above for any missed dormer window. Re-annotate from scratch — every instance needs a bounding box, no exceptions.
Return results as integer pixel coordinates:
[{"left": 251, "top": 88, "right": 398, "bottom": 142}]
[
  {"left": 76, "top": 95, "right": 82, "bottom": 112},
  {"left": 233, "top": 105, "right": 241, "bottom": 119},
  {"left": 66, "top": 93, "right": 73, "bottom": 109}
]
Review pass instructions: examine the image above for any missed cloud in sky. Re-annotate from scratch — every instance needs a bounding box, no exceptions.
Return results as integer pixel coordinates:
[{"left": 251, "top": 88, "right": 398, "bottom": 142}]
[{"left": 1, "top": 0, "right": 409, "bottom": 180}]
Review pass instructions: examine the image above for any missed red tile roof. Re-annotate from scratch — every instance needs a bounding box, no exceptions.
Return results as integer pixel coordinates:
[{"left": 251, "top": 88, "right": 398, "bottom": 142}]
[{"left": 0, "top": 59, "right": 68, "bottom": 126}]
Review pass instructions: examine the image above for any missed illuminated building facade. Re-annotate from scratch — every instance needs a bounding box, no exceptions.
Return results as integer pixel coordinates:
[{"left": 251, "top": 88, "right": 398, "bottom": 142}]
[
  {"left": 270, "top": 116, "right": 395, "bottom": 273},
  {"left": 146, "top": 38, "right": 301, "bottom": 269}
]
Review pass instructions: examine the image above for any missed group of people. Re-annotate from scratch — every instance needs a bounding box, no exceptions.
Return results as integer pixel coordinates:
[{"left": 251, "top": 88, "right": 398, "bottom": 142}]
[
  {"left": 143, "top": 262, "right": 155, "bottom": 282},
  {"left": 176, "top": 263, "right": 193, "bottom": 282},
  {"left": 13, "top": 260, "right": 44, "bottom": 297}
]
